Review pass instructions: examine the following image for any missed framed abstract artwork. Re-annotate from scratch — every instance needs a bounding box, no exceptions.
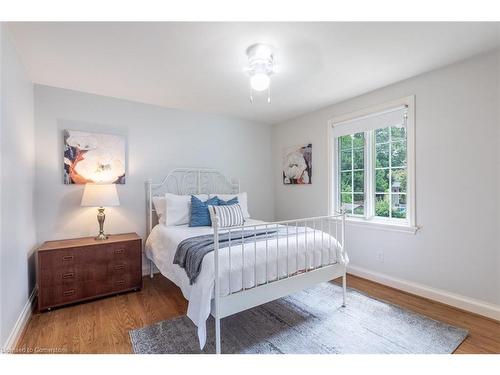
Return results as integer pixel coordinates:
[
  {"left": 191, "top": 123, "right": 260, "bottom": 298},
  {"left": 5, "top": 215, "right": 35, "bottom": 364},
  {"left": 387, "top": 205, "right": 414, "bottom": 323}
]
[
  {"left": 282, "top": 143, "right": 312, "bottom": 184},
  {"left": 63, "top": 129, "right": 126, "bottom": 184}
]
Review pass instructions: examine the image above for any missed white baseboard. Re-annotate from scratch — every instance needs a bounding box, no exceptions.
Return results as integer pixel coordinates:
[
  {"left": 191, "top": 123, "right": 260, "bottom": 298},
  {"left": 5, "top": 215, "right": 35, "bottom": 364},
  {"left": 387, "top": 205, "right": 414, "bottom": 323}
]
[
  {"left": 2, "top": 286, "right": 37, "bottom": 353},
  {"left": 348, "top": 265, "right": 500, "bottom": 321}
]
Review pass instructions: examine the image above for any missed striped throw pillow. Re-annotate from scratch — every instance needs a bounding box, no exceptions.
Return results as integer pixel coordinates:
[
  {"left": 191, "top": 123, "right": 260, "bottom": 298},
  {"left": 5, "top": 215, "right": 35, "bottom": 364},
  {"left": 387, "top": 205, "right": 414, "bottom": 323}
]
[{"left": 209, "top": 204, "right": 245, "bottom": 228}]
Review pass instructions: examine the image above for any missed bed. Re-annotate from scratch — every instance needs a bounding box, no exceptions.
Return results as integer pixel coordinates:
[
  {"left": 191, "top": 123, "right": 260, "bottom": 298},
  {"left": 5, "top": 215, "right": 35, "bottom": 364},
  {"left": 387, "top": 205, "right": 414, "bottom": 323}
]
[{"left": 145, "top": 168, "right": 348, "bottom": 353}]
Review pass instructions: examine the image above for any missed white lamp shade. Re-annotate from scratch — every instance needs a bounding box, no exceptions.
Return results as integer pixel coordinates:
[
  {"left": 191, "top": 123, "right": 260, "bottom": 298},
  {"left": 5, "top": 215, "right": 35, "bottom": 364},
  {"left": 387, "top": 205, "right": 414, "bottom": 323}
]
[{"left": 81, "top": 184, "right": 120, "bottom": 207}]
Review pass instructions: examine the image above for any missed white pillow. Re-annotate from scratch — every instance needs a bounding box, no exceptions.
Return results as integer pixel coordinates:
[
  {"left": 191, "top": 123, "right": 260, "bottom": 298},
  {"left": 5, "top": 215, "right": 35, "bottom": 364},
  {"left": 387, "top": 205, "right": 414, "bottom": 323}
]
[
  {"left": 165, "top": 193, "right": 208, "bottom": 226},
  {"left": 209, "top": 204, "right": 245, "bottom": 228},
  {"left": 152, "top": 196, "right": 167, "bottom": 225},
  {"left": 213, "top": 192, "right": 250, "bottom": 219}
]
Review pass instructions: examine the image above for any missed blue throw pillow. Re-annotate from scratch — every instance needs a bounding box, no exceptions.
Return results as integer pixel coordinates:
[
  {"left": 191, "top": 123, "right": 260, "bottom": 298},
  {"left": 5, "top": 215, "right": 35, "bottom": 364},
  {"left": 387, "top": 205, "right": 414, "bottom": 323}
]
[
  {"left": 218, "top": 197, "right": 238, "bottom": 205},
  {"left": 189, "top": 195, "right": 219, "bottom": 227}
]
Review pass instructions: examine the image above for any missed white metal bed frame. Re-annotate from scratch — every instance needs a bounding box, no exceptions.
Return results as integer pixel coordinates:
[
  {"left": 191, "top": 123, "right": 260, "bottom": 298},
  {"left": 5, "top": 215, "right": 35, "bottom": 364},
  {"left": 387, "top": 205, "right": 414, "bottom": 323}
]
[{"left": 146, "top": 168, "right": 348, "bottom": 354}]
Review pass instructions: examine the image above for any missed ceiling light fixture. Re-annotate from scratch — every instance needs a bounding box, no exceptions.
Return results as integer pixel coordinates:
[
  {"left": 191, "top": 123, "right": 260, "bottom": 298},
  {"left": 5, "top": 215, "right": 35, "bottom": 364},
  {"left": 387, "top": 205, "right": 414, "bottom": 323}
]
[{"left": 245, "top": 43, "right": 275, "bottom": 103}]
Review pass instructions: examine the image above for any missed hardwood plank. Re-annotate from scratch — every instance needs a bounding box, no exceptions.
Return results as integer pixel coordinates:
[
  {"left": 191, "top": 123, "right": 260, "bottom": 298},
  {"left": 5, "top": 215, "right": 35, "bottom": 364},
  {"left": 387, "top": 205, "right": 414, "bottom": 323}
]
[{"left": 15, "top": 273, "right": 499, "bottom": 354}]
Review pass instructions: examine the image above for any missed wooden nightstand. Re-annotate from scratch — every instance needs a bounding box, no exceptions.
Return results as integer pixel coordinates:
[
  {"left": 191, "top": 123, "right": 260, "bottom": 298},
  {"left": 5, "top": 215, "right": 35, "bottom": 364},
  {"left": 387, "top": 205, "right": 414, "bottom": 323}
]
[{"left": 37, "top": 233, "right": 142, "bottom": 311}]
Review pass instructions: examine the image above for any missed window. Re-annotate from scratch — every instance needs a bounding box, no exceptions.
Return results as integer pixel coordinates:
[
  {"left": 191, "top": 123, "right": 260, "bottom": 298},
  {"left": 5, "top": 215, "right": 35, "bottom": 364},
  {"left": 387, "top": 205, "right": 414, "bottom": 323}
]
[
  {"left": 339, "top": 132, "right": 365, "bottom": 216},
  {"left": 329, "top": 96, "right": 416, "bottom": 231}
]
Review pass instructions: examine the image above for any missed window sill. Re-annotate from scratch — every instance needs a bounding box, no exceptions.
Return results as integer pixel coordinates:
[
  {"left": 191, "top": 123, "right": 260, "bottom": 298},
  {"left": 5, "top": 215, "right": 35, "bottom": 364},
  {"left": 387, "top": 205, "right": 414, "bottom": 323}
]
[{"left": 334, "top": 216, "right": 420, "bottom": 234}]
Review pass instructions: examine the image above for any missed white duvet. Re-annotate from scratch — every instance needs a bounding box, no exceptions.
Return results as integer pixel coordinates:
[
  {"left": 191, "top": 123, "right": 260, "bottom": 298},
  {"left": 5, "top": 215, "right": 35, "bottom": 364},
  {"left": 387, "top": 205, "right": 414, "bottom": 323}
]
[{"left": 145, "top": 219, "right": 343, "bottom": 349}]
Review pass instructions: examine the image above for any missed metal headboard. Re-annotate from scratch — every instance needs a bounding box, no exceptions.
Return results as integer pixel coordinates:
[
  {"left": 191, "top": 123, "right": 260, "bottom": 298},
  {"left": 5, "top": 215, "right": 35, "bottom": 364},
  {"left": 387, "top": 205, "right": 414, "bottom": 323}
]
[{"left": 146, "top": 168, "right": 240, "bottom": 235}]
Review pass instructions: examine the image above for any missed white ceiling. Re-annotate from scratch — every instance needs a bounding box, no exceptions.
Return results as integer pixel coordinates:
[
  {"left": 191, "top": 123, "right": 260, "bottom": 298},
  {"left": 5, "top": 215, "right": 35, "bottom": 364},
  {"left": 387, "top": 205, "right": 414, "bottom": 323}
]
[{"left": 7, "top": 22, "right": 499, "bottom": 124}]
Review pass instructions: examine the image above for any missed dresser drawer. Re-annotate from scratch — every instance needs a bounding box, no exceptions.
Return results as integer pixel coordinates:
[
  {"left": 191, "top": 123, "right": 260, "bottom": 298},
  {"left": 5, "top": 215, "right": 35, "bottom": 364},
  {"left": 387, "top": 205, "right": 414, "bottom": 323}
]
[
  {"left": 39, "top": 281, "right": 113, "bottom": 309},
  {"left": 39, "top": 285, "right": 84, "bottom": 308},
  {"left": 110, "top": 272, "right": 142, "bottom": 292},
  {"left": 40, "top": 267, "right": 81, "bottom": 287},
  {"left": 39, "top": 263, "right": 109, "bottom": 287},
  {"left": 39, "top": 248, "right": 86, "bottom": 270},
  {"left": 106, "top": 240, "right": 141, "bottom": 260},
  {"left": 107, "top": 258, "right": 141, "bottom": 275}
]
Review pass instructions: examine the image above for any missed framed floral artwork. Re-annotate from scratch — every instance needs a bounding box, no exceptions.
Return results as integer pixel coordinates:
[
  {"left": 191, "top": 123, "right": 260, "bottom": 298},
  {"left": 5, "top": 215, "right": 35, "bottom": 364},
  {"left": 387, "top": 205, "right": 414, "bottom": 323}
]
[
  {"left": 282, "top": 143, "right": 312, "bottom": 184},
  {"left": 63, "top": 129, "right": 126, "bottom": 184}
]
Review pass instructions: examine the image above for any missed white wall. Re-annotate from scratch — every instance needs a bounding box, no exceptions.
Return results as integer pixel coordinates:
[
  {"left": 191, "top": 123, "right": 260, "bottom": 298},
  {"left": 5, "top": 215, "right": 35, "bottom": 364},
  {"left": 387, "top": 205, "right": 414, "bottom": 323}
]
[
  {"left": 0, "top": 25, "right": 36, "bottom": 347},
  {"left": 33, "top": 85, "right": 274, "bottom": 251},
  {"left": 272, "top": 51, "right": 500, "bottom": 306}
]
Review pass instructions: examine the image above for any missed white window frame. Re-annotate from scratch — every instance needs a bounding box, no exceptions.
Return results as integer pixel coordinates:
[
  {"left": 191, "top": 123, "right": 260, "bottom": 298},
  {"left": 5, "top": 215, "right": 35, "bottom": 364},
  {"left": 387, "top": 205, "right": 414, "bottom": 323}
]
[{"left": 327, "top": 95, "right": 418, "bottom": 234}]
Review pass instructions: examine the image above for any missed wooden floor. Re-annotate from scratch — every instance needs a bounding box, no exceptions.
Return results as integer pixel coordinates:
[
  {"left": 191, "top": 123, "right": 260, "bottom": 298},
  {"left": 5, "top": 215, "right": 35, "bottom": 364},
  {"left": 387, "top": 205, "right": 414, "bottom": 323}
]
[{"left": 16, "top": 274, "right": 499, "bottom": 354}]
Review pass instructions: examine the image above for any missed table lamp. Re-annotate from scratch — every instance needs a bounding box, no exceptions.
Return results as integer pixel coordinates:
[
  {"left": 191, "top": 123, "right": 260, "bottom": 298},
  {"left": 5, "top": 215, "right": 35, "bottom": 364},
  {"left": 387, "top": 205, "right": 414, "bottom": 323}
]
[{"left": 81, "top": 183, "right": 120, "bottom": 240}]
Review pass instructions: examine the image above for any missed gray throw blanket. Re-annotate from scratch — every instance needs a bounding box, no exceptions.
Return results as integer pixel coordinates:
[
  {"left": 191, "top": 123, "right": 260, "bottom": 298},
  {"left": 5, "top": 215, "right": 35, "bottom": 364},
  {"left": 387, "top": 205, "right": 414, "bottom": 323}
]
[{"left": 174, "top": 228, "right": 293, "bottom": 284}]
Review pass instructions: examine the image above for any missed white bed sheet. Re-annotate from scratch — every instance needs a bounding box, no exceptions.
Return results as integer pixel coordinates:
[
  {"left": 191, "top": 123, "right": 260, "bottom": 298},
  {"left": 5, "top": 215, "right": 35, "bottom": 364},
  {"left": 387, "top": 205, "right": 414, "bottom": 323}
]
[{"left": 145, "top": 219, "right": 342, "bottom": 349}]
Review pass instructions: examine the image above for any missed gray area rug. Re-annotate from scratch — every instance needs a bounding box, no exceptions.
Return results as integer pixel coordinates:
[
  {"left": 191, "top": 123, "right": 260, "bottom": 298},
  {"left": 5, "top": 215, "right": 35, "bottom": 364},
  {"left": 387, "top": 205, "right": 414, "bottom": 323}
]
[{"left": 129, "top": 282, "right": 468, "bottom": 354}]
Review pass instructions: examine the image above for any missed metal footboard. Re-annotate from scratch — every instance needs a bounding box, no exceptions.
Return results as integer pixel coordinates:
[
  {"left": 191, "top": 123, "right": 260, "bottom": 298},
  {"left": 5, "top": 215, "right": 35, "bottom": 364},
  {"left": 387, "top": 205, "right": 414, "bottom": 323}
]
[{"left": 212, "top": 212, "right": 348, "bottom": 354}]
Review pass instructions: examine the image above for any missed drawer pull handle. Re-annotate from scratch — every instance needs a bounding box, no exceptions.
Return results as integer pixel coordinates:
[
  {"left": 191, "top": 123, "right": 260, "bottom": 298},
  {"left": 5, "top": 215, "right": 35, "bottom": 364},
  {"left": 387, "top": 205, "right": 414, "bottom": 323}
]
[
  {"left": 62, "top": 255, "right": 74, "bottom": 261},
  {"left": 62, "top": 272, "right": 74, "bottom": 279},
  {"left": 114, "top": 264, "right": 125, "bottom": 271},
  {"left": 115, "top": 280, "right": 125, "bottom": 285},
  {"left": 63, "top": 289, "right": 76, "bottom": 296},
  {"left": 114, "top": 248, "right": 125, "bottom": 254}
]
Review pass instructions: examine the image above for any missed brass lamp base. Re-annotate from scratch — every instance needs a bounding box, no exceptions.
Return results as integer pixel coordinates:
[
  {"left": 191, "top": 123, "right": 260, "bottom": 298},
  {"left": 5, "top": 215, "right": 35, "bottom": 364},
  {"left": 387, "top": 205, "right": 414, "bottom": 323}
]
[
  {"left": 95, "top": 207, "right": 108, "bottom": 241},
  {"left": 95, "top": 232, "right": 108, "bottom": 241}
]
